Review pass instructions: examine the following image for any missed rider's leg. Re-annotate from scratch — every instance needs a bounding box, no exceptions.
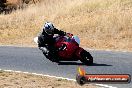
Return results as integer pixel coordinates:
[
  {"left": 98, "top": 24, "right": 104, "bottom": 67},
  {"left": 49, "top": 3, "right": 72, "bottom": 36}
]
[
  {"left": 38, "top": 35, "right": 59, "bottom": 62},
  {"left": 37, "top": 35, "right": 50, "bottom": 54}
]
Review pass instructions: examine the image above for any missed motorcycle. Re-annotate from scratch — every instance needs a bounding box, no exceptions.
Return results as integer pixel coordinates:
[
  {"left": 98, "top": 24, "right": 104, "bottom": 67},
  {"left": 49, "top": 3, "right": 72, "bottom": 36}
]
[{"left": 34, "top": 34, "right": 93, "bottom": 65}]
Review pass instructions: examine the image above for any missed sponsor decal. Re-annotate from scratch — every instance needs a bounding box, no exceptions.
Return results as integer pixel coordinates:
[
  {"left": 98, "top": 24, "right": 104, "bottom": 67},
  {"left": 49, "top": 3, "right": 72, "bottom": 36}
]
[{"left": 76, "top": 66, "right": 131, "bottom": 85}]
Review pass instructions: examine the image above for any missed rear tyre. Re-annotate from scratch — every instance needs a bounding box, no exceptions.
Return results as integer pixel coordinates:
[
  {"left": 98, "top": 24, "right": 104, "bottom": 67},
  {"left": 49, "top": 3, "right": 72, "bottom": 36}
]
[{"left": 80, "top": 50, "right": 93, "bottom": 65}]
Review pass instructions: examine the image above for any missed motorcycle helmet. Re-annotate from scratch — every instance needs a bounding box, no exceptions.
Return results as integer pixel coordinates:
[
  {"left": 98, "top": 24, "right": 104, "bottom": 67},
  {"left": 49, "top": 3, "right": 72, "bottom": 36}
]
[{"left": 44, "top": 22, "right": 54, "bottom": 35}]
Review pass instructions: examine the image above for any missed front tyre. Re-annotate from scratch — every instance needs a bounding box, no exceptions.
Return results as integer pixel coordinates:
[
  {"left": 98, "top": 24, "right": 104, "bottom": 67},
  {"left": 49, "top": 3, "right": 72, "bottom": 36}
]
[{"left": 80, "top": 50, "right": 93, "bottom": 65}]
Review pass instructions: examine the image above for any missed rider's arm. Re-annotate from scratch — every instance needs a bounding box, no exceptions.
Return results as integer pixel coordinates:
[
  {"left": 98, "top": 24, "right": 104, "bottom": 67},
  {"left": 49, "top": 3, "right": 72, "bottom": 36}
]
[{"left": 54, "top": 28, "right": 66, "bottom": 36}]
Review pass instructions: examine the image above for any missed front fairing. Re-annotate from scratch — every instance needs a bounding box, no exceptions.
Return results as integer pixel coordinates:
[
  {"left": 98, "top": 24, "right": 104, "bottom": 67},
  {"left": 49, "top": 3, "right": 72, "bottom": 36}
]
[{"left": 54, "top": 36, "right": 79, "bottom": 59}]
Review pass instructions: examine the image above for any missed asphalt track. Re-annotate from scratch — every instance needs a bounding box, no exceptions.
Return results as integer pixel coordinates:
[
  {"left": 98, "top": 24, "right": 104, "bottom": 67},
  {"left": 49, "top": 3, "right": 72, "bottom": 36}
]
[{"left": 0, "top": 46, "right": 132, "bottom": 88}]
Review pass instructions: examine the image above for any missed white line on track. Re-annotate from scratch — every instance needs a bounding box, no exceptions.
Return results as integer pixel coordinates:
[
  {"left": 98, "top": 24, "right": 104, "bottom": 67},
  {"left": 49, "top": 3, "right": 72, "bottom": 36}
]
[{"left": 0, "top": 69, "right": 117, "bottom": 88}]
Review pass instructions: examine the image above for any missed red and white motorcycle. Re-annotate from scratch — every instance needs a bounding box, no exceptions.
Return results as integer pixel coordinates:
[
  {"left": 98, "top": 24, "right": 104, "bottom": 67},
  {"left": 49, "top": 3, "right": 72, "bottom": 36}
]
[{"left": 34, "top": 33, "right": 93, "bottom": 65}]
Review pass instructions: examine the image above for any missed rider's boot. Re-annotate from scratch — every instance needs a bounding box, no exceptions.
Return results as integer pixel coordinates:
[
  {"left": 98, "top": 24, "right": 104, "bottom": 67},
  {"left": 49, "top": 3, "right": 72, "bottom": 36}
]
[
  {"left": 39, "top": 47, "right": 49, "bottom": 54},
  {"left": 39, "top": 47, "right": 59, "bottom": 62}
]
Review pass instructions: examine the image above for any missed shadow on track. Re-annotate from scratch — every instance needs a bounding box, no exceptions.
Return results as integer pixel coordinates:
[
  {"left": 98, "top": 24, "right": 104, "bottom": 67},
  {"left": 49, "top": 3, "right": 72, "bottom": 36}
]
[{"left": 57, "top": 61, "right": 112, "bottom": 66}]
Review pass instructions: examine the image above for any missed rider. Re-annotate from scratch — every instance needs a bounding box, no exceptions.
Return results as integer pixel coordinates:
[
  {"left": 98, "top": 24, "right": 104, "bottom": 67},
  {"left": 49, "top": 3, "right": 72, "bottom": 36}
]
[{"left": 38, "top": 22, "right": 67, "bottom": 60}]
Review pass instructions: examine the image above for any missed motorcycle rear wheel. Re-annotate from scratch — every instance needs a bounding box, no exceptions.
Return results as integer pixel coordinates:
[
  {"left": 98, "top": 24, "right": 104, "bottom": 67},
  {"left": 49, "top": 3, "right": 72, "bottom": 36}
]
[
  {"left": 43, "top": 52, "right": 60, "bottom": 63},
  {"left": 80, "top": 50, "right": 93, "bottom": 65}
]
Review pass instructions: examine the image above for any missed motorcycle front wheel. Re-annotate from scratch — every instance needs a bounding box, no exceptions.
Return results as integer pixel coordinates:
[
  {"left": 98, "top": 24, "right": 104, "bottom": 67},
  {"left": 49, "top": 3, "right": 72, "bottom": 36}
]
[{"left": 80, "top": 50, "right": 93, "bottom": 65}]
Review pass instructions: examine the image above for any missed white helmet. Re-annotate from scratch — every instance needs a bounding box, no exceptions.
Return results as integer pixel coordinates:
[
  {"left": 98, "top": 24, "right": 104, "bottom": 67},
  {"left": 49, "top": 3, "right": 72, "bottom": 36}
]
[{"left": 44, "top": 22, "right": 54, "bottom": 35}]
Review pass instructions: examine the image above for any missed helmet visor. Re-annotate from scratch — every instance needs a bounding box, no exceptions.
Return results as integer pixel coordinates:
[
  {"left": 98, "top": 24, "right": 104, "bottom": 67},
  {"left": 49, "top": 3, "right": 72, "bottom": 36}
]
[{"left": 44, "top": 27, "right": 54, "bottom": 35}]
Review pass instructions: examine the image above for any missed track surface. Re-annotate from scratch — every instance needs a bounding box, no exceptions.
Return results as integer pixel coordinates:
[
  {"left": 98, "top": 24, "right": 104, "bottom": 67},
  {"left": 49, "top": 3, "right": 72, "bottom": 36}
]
[{"left": 0, "top": 46, "right": 132, "bottom": 88}]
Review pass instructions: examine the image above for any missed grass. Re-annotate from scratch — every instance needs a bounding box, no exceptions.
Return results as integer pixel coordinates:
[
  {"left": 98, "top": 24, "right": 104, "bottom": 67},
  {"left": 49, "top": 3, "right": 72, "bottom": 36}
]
[
  {"left": 0, "top": 71, "right": 97, "bottom": 88},
  {"left": 0, "top": 0, "right": 132, "bottom": 51},
  {"left": 0, "top": 70, "right": 4, "bottom": 73}
]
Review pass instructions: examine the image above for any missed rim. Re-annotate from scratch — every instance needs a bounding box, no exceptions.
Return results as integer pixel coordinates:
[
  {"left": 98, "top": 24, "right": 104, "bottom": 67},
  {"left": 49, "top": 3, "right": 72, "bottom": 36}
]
[
  {"left": 85, "top": 56, "right": 90, "bottom": 61},
  {"left": 84, "top": 52, "right": 90, "bottom": 61}
]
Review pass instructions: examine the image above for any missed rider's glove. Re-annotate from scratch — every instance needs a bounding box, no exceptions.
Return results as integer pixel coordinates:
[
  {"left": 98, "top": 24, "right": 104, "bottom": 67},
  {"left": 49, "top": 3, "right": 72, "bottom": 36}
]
[{"left": 66, "top": 33, "right": 73, "bottom": 38}]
